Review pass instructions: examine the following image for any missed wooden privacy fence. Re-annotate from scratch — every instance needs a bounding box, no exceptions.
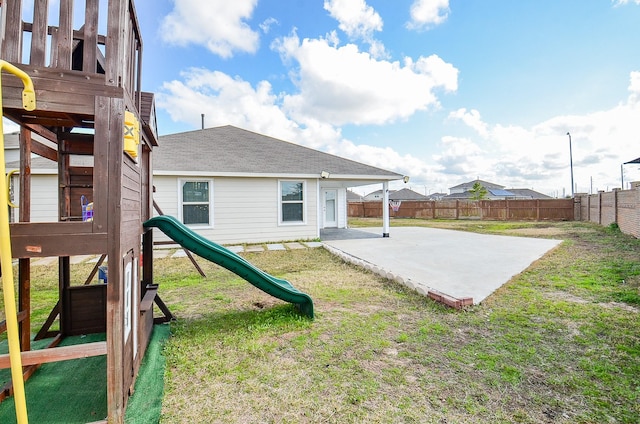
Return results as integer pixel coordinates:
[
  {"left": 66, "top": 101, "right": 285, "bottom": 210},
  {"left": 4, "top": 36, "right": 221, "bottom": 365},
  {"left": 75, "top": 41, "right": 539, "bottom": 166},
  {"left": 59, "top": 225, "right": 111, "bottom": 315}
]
[{"left": 349, "top": 199, "right": 575, "bottom": 221}]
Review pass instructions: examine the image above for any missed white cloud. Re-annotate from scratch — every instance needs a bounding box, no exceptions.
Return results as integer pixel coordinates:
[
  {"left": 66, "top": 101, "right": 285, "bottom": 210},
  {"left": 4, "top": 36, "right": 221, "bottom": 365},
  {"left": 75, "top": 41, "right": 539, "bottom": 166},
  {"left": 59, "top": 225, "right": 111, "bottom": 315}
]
[
  {"left": 160, "top": 0, "right": 260, "bottom": 58},
  {"left": 272, "top": 32, "right": 458, "bottom": 126},
  {"left": 612, "top": 0, "right": 640, "bottom": 6},
  {"left": 407, "top": 0, "right": 450, "bottom": 30},
  {"left": 323, "top": 0, "right": 388, "bottom": 58},
  {"left": 156, "top": 68, "right": 299, "bottom": 140},
  {"left": 629, "top": 71, "right": 640, "bottom": 101},
  {"left": 324, "top": 0, "right": 383, "bottom": 39},
  {"left": 259, "top": 18, "right": 279, "bottom": 34},
  {"left": 448, "top": 108, "right": 489, "bottom": 138}
]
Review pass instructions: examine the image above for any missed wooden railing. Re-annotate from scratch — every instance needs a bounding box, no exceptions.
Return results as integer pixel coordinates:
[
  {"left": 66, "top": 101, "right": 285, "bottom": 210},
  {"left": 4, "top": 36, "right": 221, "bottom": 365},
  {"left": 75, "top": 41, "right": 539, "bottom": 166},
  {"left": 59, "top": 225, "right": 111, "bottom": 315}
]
[{"left": 0, "top": 0, "right": 143, "bottom": 109}]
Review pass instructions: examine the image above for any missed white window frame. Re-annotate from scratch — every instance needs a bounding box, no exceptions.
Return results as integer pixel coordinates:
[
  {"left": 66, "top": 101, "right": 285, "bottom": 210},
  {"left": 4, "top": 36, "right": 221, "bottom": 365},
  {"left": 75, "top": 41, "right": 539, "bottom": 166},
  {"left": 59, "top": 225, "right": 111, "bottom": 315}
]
[
  {"left": 178, "top": 178, "right": 213, "bottom": 228},
  {"left": 278, "top": 180, "right": 306, "bottom": 225}
]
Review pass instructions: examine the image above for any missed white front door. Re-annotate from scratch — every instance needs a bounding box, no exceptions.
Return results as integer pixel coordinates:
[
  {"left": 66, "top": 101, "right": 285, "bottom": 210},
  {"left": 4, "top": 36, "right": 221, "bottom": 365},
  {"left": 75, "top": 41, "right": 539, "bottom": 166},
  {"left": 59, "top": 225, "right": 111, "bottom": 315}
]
[{"left": 323, "top": 189, "right": 337, "bottom": 228}]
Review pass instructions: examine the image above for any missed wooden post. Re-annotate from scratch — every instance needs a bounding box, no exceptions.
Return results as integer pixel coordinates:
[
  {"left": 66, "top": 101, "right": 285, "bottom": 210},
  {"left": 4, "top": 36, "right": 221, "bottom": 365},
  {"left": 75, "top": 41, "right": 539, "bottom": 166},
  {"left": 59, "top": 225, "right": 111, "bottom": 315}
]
[
  {"left": 30, "top": 0, "right": 49, "bottom": 66},
  {"left": 18, "top": 127, "right": 32, "bottom": 352},
  {"left": 55, "top": 0, "right": 74, "bottom": 69},
  {"left": 104, "top": 96, "right": 125, "bottom": 423},
  {"left": 0, "top": 0, "right": 23, "bottom": 62}
]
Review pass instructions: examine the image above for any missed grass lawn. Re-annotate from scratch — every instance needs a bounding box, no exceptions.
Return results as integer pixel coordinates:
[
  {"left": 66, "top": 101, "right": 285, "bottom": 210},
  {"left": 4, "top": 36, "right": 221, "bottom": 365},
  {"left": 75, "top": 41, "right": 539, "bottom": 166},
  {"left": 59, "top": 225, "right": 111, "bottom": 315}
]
[
  {"left": 2, "top": 220, "right": 640, "bottom": 423},
  {"left": 155, "top": 220, "right": 640, "bottom": 423}
]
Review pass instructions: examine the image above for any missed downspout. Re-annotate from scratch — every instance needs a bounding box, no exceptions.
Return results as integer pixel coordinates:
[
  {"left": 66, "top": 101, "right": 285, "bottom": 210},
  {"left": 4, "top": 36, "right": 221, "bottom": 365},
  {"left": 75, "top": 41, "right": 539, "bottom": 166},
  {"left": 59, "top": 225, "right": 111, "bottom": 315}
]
[
  {"left": 316, "top": 179, "right": 321, "bottom": 239},
  {"left": 382, "top": 181, "right": 390, "bottom": 237}
]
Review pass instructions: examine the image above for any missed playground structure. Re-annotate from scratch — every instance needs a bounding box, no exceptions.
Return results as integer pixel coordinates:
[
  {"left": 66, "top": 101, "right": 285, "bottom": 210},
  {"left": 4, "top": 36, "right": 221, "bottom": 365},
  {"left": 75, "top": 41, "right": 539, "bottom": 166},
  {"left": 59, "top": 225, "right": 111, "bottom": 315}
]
[{"left": 0, "top": 0, "right": 163, "bottom": 422}]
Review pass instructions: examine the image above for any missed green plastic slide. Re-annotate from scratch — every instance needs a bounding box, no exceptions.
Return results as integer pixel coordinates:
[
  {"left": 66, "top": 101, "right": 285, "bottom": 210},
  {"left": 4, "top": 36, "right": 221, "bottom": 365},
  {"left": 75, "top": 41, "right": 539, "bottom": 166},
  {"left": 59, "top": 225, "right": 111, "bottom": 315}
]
[{"left": 143, "top": 215, "right": 314, "bottom": 318}]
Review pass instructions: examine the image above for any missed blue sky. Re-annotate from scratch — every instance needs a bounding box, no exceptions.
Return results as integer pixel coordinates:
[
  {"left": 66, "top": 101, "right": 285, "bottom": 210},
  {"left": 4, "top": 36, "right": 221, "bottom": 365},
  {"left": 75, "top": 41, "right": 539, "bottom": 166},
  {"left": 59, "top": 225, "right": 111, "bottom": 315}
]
[{"left": 8, "top": 0, "right": 640, "bottom": 196}]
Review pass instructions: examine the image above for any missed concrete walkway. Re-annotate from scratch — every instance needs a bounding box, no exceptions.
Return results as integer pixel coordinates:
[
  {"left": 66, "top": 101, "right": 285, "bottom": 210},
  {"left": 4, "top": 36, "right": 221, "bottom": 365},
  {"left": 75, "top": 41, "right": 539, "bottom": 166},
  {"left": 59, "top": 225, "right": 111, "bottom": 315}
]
[{"left": 322, "top": 227, "right": 562, "bottom": 307}]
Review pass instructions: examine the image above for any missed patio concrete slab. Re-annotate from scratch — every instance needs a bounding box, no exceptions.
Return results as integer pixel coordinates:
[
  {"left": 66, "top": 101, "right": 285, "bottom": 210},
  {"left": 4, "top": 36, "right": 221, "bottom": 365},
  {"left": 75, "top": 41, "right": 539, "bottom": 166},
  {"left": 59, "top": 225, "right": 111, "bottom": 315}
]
[
  {"left": 322, "top": 227, "right": 561, "bottom": 305},
  {"left": 267, "top": 243, "right": 286, "bottom": 251}
]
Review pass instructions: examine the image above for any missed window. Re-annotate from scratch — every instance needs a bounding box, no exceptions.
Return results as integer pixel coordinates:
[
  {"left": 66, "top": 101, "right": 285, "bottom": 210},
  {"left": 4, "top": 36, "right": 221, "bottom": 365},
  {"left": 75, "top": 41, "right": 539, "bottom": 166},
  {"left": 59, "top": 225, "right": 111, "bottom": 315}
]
[
  {"left": 280, "top": 181, "right": 305, "bottom": 224},
  {"left": 181, "top": 180, "right": 211, "bottom": 226}
]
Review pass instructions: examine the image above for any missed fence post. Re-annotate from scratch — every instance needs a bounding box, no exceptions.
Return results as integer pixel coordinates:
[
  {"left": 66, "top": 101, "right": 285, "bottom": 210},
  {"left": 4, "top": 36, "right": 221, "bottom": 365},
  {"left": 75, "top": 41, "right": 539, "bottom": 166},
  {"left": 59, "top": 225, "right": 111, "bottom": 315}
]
[
  {"left": 598, "top": 191, "right": 603, "bottom": 225},
  {"left": 455, "top": 200, "right": 459, "bottom": 219},
  {"left": 613, "top": 189, "right": 619, "bottom": 224},
  {"left": 536, "top": 199, "right": 540, "bottom": 221}
]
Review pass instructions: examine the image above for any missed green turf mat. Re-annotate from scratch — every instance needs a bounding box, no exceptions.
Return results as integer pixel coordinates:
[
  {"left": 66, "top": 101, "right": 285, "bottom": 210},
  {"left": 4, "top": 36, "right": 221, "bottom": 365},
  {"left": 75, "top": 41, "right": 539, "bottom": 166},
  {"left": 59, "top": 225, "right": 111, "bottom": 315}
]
[
  {"left": 0, "top": 333, "right": 107, "bottom": 423},
  {"left": 125, "top": 324, "right": 170, "bottom": 424},
  {"left": 0, "top": 325, "right": 170, "bottom": 423}
]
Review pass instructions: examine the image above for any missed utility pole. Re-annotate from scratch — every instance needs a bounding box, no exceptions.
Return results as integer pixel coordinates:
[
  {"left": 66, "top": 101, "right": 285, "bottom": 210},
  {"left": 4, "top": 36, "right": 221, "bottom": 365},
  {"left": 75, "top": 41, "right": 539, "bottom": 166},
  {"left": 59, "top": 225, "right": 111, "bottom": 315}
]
[{"left": 567, "top": 132, "right": 574, "bottom": 197}]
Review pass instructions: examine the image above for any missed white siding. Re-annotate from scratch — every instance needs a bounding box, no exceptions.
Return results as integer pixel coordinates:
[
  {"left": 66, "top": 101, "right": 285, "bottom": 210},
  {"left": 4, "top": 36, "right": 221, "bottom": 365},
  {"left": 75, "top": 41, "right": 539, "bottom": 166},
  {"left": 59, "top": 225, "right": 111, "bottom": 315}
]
[
  {"left": 337, "top": 187, "right": 347, "bottom": 228},
  {"left": 11, "top": 174, "right": 59, "bottom": 222},
  {"left": 152, "top": 176, "right": 319, "bottom": 245}
]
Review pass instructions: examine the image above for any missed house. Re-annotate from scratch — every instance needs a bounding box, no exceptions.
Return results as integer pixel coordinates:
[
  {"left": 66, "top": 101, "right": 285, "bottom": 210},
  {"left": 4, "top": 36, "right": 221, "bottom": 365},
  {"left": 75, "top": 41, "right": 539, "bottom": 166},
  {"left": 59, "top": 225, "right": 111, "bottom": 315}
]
[
  {"left": 363, "top": 189, "right": 386, "bottom": 201},
  {"left": 448, "top": 179, "right": 505, "bottom": 195},
  {"left": 363, "top": 188, "right": 424, "bottom": 201},
  {"left": 426, "top": 192, "right": 447, "bottom": 201},
  {"left": 2, "top": 132, "right": 20, "bottom": 163},
  {"left": 444, "top": 179, "right": 551, "bottom": 200},
  {"left": 347, "top": 189, "right": 364, "bottom": 202},
  {"left": 390, "top": 188, "right": 428, "bottom": 201},
  {"left": 506, "top": 188, "right": 552, "bottom": 200},
  {"left": 151, "top": 126, "right": 403, "bottom": 244}
]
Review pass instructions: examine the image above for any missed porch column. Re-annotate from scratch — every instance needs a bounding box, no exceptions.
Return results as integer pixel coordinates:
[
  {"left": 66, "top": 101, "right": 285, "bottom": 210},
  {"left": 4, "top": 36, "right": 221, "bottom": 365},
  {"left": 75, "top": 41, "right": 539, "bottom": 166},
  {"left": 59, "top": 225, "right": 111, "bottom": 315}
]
[{"left": 382, "top": 181, "right": 390, "bottom": 237}]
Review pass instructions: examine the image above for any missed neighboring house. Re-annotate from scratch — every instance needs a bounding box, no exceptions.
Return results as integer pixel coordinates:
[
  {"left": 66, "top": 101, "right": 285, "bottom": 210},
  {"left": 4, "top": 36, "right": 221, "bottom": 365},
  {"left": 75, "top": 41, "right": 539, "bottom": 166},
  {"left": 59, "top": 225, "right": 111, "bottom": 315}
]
[
  {"left": 3, "top": 132, "right": 20, "bottom": 163},
  {"left": 506, "top": 188, "right": 552, "bottom": 200},
  {"left": 444, "top": 179, "right": 551, "bottom": 200},
  {"left": 6, "top": 125, "right": 403, "bottom": 243},
  {"left": 448, "top": 179, "right": 504, "bottom": 195},
  {"left": 426, "top": 192, "right": 447, "bottom": 201},
  {"left": 363, "top": 189, "right": 386, "bottom": 201},
  {"left": 347, "top": 190, "right": 364, "bottom": 202},
  {"left": 389, "top": 188, "right": 427, "bottom": 201},
  {"left": 362, "top": 188, "right": 425, "bottom": 201}
]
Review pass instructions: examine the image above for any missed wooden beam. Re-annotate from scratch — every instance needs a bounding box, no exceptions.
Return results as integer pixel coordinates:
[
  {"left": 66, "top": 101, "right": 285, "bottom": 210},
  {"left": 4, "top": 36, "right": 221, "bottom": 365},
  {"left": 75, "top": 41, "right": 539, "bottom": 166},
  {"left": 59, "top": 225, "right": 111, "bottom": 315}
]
[
  {"left": 22, "top": 123, "right": 58, "bottom": 143},
  {"left": 0, "top": 342, "right": 107, "bottom": 368},
  {"left": 139, "top": 286, "right": 158, "bottom": 313},
  {"left": 21, "top": 23, "right": 108, "bottom": 46},
  {"left": 31, "top": 138, "right": 58, "bottom": 162},
  {"left": 61, "top": 133, "right": 94, "bottom": 155},
  {"left": 0, "top": 310, "right": 28, "bottom": 334}
]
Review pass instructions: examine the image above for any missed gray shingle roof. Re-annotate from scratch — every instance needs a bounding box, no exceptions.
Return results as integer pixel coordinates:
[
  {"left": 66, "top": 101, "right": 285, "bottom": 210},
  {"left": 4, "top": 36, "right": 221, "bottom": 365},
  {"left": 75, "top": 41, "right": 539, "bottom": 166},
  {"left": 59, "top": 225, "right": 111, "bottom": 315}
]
[
  {"left": 389, "top": 188, "right": 427, "bottom": 200},
  {"left": 154, "top": 125, "right": 403, "bottom": 180},
  {"left": 449, "top": 179, "right": 504, "bottom": 191}
]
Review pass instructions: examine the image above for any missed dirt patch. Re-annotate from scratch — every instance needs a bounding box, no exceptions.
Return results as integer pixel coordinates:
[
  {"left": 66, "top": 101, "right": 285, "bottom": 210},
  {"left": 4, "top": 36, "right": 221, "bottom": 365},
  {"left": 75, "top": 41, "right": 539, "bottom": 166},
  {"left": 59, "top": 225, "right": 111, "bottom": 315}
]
[
  {"left": 545, "top": 291, "right": 639, "bottom": 313},
  {"left": 503, "top": 227, "right": 568, "bottom": 237}
]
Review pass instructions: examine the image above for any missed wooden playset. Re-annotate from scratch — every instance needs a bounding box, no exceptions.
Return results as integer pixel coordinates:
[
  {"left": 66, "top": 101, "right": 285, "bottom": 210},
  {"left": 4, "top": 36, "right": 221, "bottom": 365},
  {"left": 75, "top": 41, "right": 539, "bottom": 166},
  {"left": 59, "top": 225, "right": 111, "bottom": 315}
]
[{"left": 0, "top": 0, "right": 167, "bottom": 422}]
